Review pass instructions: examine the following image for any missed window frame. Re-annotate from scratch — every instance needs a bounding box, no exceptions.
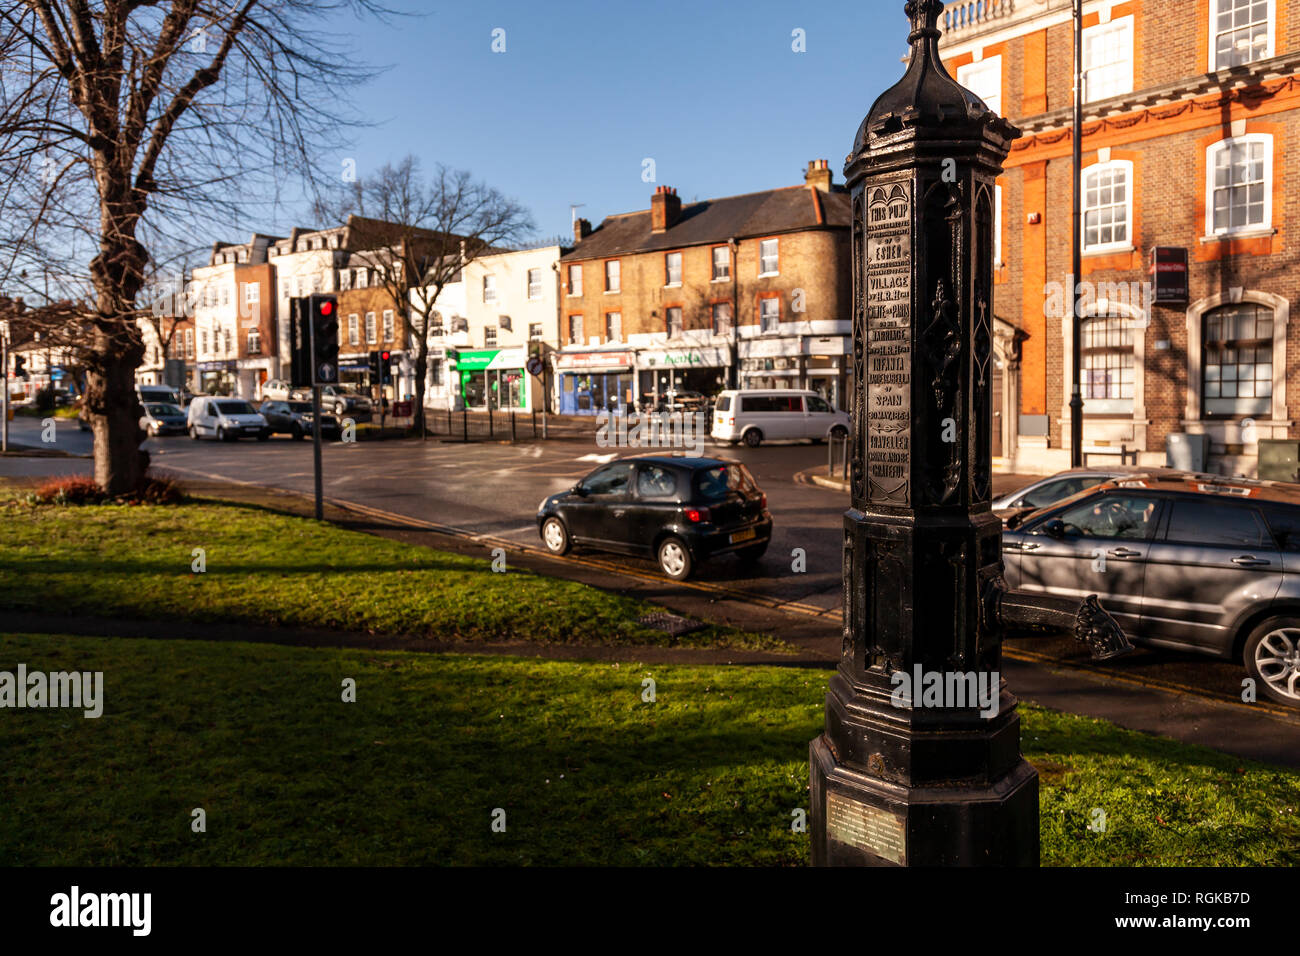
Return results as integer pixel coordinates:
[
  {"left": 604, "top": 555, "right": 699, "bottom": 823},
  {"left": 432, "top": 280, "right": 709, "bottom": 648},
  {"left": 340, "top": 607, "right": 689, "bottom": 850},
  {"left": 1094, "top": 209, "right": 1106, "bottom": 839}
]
[
  {"left": 711, "top": 245, "right": 730, "bottom": 282},
  {"left": 568, "top": 314, "right": 584, "bottom": 345},
  {"left": 758, "top": 238, "right": 779, "bottom": 277},
  {"left": 567, "top": 264, "right": 582, "bottom": 297},
  {"left": 382, "top": 309, "right": 395, "bottom": 343},
  {"left": 1205, "top": 134, "right": 1273, "bottom": 237},
  {"left": 664, "top": 251, "right": 683, "bottom": 287},
  {"left": 348, "top": 314, "right": 359, "bottom": 345},
  {"left": 365, "top": 311, "right": 377, "bottom": 345},
  {"left": 1082, "top": 159, "right": 1135, "bottom": 254},
  {"left": 527, "top": 268, "right": 542, "bottom": 300},
  {"left": 604, "top": 259, "right": 620, "bottom": 293},
  {"left": 1210, "top": 0, "right": 1275, "bottom": 71},
  {"left": 605, "top": 311, "right": 622, "bottom": 341},
  {"left": 1202, "top": 302, "right": 1275, "bottom": 417},
  {"left": 482, "top": 273, "right": 497, "bottom": 304},
  {"left": 957, "top": 55, "right": 1002, "bottom": 116},
  {"left": 1082, "top": 15, "right": 1135, "bottom": 103},
  {"left": 758, "top": 294, "right": 781, "bottom": 334},
  {"left": 1080, "top": 315, "right": 1136, "bottom": 413}
]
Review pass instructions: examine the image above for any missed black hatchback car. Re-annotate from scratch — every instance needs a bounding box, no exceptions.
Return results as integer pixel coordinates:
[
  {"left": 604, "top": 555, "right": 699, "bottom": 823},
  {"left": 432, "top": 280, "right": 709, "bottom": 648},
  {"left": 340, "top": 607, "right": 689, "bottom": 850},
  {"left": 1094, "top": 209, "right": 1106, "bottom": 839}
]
[{"left": 537, "top": 455, "right": 773, "bottom": 580}]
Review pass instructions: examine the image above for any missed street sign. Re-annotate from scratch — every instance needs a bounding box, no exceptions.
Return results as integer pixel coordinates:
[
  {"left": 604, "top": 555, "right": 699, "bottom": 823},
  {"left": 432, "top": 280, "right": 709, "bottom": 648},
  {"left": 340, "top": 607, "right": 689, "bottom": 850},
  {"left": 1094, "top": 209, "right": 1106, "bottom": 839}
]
[
  {"left": 526, "top": 356, "right": 544, "bottom": 376},
  {"left": 1149, "top": 246, "right": 1189, "bottom": 304}
]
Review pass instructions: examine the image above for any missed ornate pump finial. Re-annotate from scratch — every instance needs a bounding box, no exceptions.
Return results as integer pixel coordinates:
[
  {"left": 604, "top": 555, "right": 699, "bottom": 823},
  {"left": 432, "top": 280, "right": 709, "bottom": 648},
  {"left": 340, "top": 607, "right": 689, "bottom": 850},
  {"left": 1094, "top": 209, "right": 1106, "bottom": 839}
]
[{"left": 905, "top": 0, "right": 944, "bottom": 44}]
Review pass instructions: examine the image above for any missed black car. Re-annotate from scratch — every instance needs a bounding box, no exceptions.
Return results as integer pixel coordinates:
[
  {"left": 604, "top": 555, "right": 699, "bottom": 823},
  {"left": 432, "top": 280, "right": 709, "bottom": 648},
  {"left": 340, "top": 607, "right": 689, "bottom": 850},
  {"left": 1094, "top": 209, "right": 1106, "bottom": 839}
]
[
  {"left": 139, "top": 401, "right": 187, "bottom": 436},
  {"left": 259, "top": 400, "right": 339, "bottom": 440},
  {"left": 537, "top": 455, "right": 772, "bottom": 580}
]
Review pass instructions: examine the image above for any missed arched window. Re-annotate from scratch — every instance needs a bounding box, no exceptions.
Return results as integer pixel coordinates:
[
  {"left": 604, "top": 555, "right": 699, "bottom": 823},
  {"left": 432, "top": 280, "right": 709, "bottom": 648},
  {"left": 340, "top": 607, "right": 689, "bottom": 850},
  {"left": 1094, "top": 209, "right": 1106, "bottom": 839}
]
[
  {"left": 1081, "top": 315, "right": 1135, "bottom": 414},
  {"left": 1203, "top": 303, "right": 1273, "bottom": 416},
  {"left": 1082, "top": 161, "right": 1132, "bottom": 252}
]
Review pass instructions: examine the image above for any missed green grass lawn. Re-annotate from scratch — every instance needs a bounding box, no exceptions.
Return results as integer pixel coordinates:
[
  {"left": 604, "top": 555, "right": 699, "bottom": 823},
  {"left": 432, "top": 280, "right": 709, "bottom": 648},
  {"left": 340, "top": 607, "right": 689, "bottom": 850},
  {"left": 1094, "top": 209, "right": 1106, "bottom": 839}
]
[
  {"left": 0, "top": 494, "right": 781, "bottom": 651},
  {"left": 0, "top": 633, "right": 1295, "bottom": 866}
]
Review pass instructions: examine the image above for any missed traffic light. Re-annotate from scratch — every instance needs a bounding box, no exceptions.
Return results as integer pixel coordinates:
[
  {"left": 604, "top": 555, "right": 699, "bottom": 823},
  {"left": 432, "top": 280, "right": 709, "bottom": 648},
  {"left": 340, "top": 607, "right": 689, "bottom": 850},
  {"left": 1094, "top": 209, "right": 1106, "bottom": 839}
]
[
  {"left": 367, "top": 349, "right": 381, "bottom": 385},
  {"left": 289, "top": 298, "right": 311, "bottom": 389},
  {"left": 308, "top": 294, "right": 339, "bottom": 386},
  {"left": 380, "top": 349, "right": 392, "bottom": 386}
]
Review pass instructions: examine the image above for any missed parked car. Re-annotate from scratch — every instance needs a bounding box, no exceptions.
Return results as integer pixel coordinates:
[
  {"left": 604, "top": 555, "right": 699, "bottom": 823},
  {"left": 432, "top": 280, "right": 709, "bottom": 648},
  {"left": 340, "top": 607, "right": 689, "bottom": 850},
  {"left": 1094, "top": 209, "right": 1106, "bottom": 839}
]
[
  {"left": 292, "top": 384, "right": 370, "bottom": 416},
  {"left": 139, "top": 402, "right": 188, "bottom": 436},
  {"left": 262, "top": 379, "right": 294, "bottom": 401},
  {"left": 994, "top": 467, "right": 1218, "bottom": 526},
  {"left": 1002, "top": 470, "right": 1300, "bottom": 707},
  {"left": 537, "top": 455, "right": 772, "bottom": 580},
  {"left": 259, "top": 400, "right": 339, "bottom": 440},
  {"left": 137, "top": 384, "right": 182, "bottom": 406},
  {"left": 711, "top": 388, "right": 849, "bottom": 447},
  {"left": 186, "top": 396, "right": 269, "bottom": 441}
]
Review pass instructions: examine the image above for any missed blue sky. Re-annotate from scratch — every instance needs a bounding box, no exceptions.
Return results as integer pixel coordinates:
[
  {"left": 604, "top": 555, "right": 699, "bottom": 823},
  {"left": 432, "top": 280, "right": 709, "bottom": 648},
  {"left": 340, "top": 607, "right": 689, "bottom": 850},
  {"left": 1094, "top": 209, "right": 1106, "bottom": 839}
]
[{"left": 286, "top": 0, "right": 911, "bottom": 239}]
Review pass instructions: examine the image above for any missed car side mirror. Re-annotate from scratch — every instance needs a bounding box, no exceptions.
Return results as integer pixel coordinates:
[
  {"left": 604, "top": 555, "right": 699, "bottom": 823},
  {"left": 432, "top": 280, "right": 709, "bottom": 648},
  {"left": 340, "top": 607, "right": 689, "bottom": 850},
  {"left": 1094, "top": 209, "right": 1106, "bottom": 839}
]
[
  {"left": 1043, "top": 518, "right": 1067, "bottom": 540},
  {"left": 574, "top": 484, "right": 589, "bottom": 497}
]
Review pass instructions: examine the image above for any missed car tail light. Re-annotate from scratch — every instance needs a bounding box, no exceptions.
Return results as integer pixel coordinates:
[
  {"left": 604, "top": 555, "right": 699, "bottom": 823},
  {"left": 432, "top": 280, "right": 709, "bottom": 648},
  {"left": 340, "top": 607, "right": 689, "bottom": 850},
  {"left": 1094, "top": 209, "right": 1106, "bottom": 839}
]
[
  {"left": 727, "top": 417, "right": 734, "bottom": 426},
  {"left": 760, "top": 494, "right": 767, "bottom": 510},
  {"left": 685, "top": 507, "right": 710, "bottom": 523}
]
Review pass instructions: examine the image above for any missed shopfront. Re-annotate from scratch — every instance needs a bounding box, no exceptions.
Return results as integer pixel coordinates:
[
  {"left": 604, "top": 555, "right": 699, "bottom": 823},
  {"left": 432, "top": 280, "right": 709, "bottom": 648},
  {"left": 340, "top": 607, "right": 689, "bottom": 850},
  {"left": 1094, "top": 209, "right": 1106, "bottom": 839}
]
[
  {"left": 455, "top": 347, "right": 532, "bottom": 411},
  {"left": 197, "top": 360, "right": 238, "bottom": 396},
  {"left": 803, "top": 335, "right": 850, "bottom": 411},
  {"left": 635, "top": 346, "right": 729, "bottom": 409},
  {"left": 555, "top": 349, "right": 635, "bottom": 415}
]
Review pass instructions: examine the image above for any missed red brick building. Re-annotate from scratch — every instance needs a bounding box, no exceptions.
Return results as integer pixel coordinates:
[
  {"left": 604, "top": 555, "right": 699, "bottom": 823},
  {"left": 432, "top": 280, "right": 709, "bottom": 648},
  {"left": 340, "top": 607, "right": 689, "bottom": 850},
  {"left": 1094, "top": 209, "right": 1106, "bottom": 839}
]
[{"left": 941, "top": 0, "right": 1300, "bottom": 476}]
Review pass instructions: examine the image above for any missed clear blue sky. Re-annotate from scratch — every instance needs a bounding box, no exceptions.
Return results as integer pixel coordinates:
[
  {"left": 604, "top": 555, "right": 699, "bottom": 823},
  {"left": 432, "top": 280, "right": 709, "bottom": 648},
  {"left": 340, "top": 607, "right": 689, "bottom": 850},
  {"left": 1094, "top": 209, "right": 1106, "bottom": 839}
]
[{"left": 290, "top": 0, "right": 911, "bottom": 239}]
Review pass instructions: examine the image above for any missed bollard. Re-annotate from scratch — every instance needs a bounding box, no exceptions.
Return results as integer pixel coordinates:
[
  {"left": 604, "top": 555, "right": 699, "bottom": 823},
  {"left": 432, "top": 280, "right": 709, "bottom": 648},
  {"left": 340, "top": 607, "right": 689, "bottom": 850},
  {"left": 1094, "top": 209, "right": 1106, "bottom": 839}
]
[{"left": 510, "top": 409, "right": 517, "bottom": 442}]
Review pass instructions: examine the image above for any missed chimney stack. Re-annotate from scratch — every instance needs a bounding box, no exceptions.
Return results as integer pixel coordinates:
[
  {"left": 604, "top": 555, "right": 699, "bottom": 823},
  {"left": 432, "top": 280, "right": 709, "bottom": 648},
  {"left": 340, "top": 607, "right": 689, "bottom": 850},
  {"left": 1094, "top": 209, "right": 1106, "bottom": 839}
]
[
  {"left": 573, "top": 217, "right": 592, "bottom": 243},
  {"left": 805, "top": 158, "right": 833, "bottom": 192},
  {"left": 650, "top": 186, "right": 681, "bottom": 233}
]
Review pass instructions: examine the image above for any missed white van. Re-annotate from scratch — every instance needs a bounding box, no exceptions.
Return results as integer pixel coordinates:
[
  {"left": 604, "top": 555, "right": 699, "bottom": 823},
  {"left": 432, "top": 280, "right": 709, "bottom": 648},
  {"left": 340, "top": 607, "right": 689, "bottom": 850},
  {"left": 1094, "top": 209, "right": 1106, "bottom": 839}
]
[
  {"left": 186, "top": 396, "right": 270, "bottom": 441},
  {"left": 711, "top": 389, "right": 850, "bottom": 447}
]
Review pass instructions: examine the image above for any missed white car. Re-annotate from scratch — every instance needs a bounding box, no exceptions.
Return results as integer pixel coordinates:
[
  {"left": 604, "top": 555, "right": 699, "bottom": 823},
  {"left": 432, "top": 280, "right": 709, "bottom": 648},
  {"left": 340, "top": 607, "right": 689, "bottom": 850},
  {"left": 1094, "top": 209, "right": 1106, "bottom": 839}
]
[
  {"left": 187, "top": 396, "right": 269, "bottom": 441},
  {"left": 711, "top": 389, "right": 849, "bottom": 448},
  {"left": 261, "top": 379, "right": 294, "bottom": 401}
]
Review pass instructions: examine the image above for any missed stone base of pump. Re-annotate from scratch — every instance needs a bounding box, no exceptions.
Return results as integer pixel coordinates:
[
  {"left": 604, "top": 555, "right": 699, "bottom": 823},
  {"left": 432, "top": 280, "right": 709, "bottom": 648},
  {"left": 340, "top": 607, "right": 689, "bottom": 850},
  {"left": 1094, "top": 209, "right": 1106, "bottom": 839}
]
[{"left": 809, "top": 733, "right": 1039, "bottom": 867}]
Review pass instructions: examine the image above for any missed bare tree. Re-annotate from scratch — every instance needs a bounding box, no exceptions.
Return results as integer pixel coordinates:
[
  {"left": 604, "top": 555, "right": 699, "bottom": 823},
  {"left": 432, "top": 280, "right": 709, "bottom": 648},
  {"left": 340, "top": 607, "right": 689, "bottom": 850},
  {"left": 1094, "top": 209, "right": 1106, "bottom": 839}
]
[
  {"left": 0, "top": 1, "right": 390, "bottom": 493},
  {"left": 316, "top": 157, "right": 534, "bottom": 433}
]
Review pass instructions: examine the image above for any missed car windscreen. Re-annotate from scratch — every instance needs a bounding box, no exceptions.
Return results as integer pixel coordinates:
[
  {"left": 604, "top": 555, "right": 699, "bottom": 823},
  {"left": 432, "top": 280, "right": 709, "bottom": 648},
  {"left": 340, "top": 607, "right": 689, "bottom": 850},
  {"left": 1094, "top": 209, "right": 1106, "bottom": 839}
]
[
  {"left": 694, "top": 463, "right": 759, "bottom": 501},
  {"left": 146, "top": 403, "right": 183, "bottom": 416},
  {"left": 215, "top": 400, "right": 257, "bottom": 415}
]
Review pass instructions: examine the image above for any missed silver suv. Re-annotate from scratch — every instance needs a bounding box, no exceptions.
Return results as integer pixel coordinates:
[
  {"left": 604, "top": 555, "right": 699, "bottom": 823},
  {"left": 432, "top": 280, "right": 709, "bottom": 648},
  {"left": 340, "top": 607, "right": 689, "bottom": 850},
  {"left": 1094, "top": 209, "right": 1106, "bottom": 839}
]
[{"left": 1002, "top": 471, "right": 1300, "bottom": 708}]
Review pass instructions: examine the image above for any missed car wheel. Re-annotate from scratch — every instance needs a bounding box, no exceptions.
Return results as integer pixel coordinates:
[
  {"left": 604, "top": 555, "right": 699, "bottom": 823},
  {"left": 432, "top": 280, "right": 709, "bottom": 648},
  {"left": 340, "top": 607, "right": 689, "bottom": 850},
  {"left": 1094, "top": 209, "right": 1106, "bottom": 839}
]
[
  {"left": 189, "top": 425, "right": 199, "bottom": 440},
  {"left": 1243, "top": 618, "right": 1300, "bottom": 708},
  {"left": 742, "top": 428, "right": 763, "bottom": 448},
  {"left": 541, "top": 517, "right": 571, "bottom": 555},
  {"left": 657, "top": 536, "right": 693, "bottom": 580},
  {"left": 830, "top": 425, "right": 849, "bottom": 441},
  {"left": 291, "top": 424, "right": 304, "bottom": 441},
  {"left": 217, "top": 426, "right": 229, "bottom": 442}
]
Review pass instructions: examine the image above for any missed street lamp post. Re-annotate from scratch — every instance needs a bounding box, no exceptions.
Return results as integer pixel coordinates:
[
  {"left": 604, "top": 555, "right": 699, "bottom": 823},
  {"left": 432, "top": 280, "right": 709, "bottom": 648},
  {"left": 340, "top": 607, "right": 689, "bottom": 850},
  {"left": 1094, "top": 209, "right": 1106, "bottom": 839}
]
[
  {"left": 809, "top": 0, "right": 1132, "bottom": 867},
  {"left": 1070, "top": 0, "right": 1084, "bottom": 466}
]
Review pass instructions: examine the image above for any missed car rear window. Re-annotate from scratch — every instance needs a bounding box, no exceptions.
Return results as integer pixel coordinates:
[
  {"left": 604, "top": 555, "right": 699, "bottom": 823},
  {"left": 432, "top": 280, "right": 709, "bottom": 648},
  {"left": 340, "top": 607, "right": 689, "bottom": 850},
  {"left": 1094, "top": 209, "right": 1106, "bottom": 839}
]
[
  {"left": 694, "top": 463, "right": 759, "bottom": 501},
  {"left": 215, "top": 400, "right": 257, "bottom": 415},
  {"left": 715, "top": 395, "right": 731, "bottom": 412},
  {"left": 1163, "top": 499, "right": 1269, "bottom": 548},
  {"left": 741, "top": 394, "right": 802, "bottom": 413}
]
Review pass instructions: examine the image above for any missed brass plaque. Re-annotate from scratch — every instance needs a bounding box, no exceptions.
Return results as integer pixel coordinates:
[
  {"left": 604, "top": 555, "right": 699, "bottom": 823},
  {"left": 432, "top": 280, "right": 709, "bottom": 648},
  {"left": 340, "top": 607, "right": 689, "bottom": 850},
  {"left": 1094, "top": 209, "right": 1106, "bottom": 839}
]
[{"left": 826, "top": 791, "right": 907, "bottom": 865}]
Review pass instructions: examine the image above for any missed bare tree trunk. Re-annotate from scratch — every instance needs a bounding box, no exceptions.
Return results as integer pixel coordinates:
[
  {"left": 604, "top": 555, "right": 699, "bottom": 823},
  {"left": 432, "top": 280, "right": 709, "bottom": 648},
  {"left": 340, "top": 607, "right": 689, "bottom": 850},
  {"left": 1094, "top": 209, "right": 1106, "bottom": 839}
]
[
  {"left": 411, "top": 318, "right": 429, "bottom": 433},
  {"left": 87, "top": 327, "right": 148, "bottom": 494}
]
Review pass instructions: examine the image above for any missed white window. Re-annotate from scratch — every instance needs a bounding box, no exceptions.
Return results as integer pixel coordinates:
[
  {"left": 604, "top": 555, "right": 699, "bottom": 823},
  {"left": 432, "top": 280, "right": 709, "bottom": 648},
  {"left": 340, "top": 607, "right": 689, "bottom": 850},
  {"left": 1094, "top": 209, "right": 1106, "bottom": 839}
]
[
  {"left": 184, "top": 329, "right": 194, "bottom": 359},
  {"left": 529, "top": 322, "right": 543, "bottom": 341},
  {"left": 759, "top": 239, "right": 779, "bottom": 276},
  {"left": 220, "top": 285, "right": 230, "bottom": 306},
  {"left": 338, "top": 269, "right": 351, "bottom": 291},
  {"left": 666, "top": 307, "right": 682, "bottom": 338},
  {"left": 247, "top": 330, "right": 261, "bottom": 355},
  {"left": 1204, "top": 303, "right": 1273, "bottom": 415},
  {"left": 348, "top": 314, "right": 359, "bottom": 345},
  {"left": 527, "top": 268, "right": 542, "bottom": 299},
  {"left": 244, "top": 282, "right": 259, "bottom": 306},
  {"left": 1212, "top": 0, "right": 1273, "bottom": 69},
  {"left": 483, "top": 274, "right": 497, "bottom": 303},
  {"left": 1207, "top": 135, "right": 1271, "bottom": 235},
  {"left": 994, "top": 184, "right": 1004, "bottom": 265},
  {"left": 568, "top": 264, "right": 582, "bottom": 297},
  {"left": 1081, "top": 316, "right": 1135, "bottom": 413},
  {"left": 760, "top": 296, "right": 780, "bottom": 332},
  {"left": 606, "top": 311, "right": 622, "bottom": 341},
  {"left": 1083, "top": 16, "right": 1134, "bottom": 103},
  {"left": 201, "top": 329, "right": 209, "bottom": 355},
  {"left": 365, "top": 312, "right": 377, "bottom": 344},
  {"left": 957, "top": 55, "right": 1002, "bottom": 116},
  {"left": 311, "top": 274, "right": 323, "bottom": 294},
  {"left": 484, "top": 326, "right": 497, "bottom": 348},
  {"left": 568, "top": 315, "right": 583, "bottom": 344},
  {"left": 382, "top": 310, "right": 395, "bottom": 342},
  {"left": 712, "top": 246, "right": 730, "bottom": 281},
  {"left": 356, "top": 269, "right": 368, "bottom": 289},
  {"left": 605, "top": 259, "right": 620, "bottom": 293},
  {"left": 712, "top": 301, "right": 733, "bottom": 335},
  {"left": 1082, "top": 160, "right": 1133, "bottom": 252},
  {"left": 665, "top": 251, "right": 682, "bottom": 286}
]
